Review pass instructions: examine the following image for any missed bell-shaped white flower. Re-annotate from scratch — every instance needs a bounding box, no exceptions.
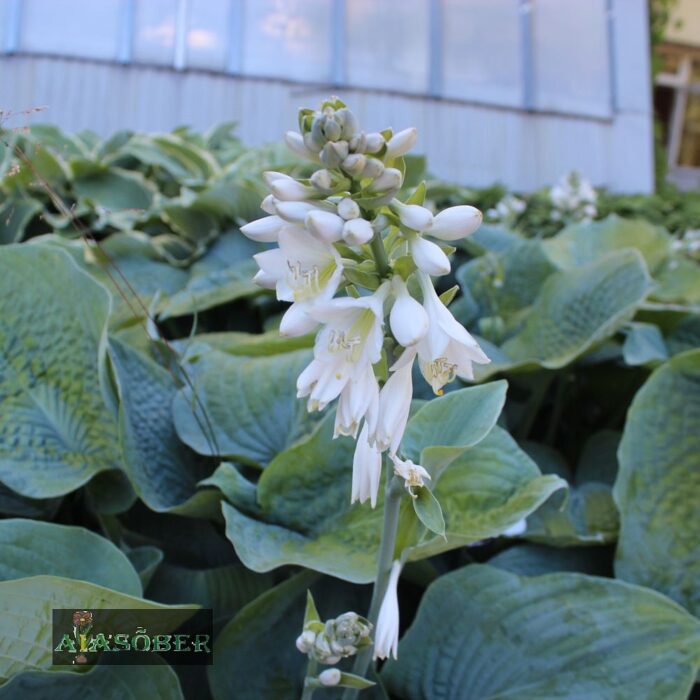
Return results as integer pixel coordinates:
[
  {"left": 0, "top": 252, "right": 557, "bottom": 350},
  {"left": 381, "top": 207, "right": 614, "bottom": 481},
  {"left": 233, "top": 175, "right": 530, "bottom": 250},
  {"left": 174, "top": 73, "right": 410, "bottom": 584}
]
[
  {"left": 409, "top": 236, "right": 451, "bottom": 276},
  {"left": 372, "top": 352, "right": 414, "bottom": 455},
  {"left": 351, "top": 423, "right": 382, "bottom": 508},
  {"left": 391, "top": 201, "right": 433, "bottom": 232},
  {"left": 297, "top": 285, "right": 388, "bottom": 412},
  {"left": 306, "top": 210, "right": 344, "bottom": 243},
  {"left": 368, "top": 168, "right": 402, "bottom": 193},
  {"left": 415, "top": 273, "right": 490, "bottom": 394},
  {"left": 342, "top": 218, "right": 374, "bottom": 246},
  {"left": 335, "top": 362, "right": 379, "bottom": 439},
  {"left": 389, "top": 276, "right": 428, "bottom": 347},
  {"left": 240, "top": 215, "right": 285, "bottom": 243},
  {"left": 253, "top": 226, "right": 342, "bottom": 306},
  {"left": 429, "top": 205, "right": 483, "bottom": 242},
  {"left": 374, "top": 560, "right": 402, "bottom": 660},
  {"left": 284, "top": 130, "right": 320, "bottom": 161},
  {"left": 391, "top": 454, "right": 430, "bottom": 496},
  {"left": 385, "top": 127, "right": 417, "bottom": 160}
]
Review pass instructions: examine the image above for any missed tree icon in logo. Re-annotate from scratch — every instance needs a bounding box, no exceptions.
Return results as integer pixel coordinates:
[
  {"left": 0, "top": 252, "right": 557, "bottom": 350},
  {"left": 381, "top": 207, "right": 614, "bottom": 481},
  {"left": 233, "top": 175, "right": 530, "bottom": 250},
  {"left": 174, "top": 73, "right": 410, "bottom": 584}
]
[{"left": 72, "top": 610, "right": 93, "bottom": 664}]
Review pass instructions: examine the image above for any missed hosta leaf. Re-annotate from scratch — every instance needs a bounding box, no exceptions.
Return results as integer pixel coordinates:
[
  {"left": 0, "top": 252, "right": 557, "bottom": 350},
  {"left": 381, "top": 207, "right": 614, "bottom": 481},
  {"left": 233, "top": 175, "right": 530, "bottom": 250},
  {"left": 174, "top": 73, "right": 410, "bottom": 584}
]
[
  {"left": 0, "top": 482, "right": 61, "bottom": 519},
  {"left": 650, "top": 255, "right": 700, "bottom": 305},
  {"left": 543, "top": 215, "right": 671, "bottom": 273},
  {"left": 109, "top": 337, "right": 213, "bottom": 513},
  {"left": 382, "top": 565, "right": 700, "bottom": 700},
  {"left": 0, "top": 519, "right": 142, "bottom": 595},
  {"left": 176, "top": 330, "right": 314, "bottom": 358},
  {"left": 666, "top": 313, "right": 700, "bottom": 355},
  {"left": 621, "top": 321, "right": 668, "bottom": 366},
  {"left": 488, "top": 543, "right": 612, "bottom": 577},
  {"left": 614, "top": 349, "right": 700, "bottom": 615},
  {"left": 0, "top": 662, "right": 184, "bottom": 699},
  {"left": 0, "top": 195, "right": 42, "bottom": 244},
  {"left": 477, "top": 250, "right": 651, "bottom": 378},
  {"left": 173, "top": 348, "right": 321, "bottom": 467},
  {"left": 0, "top": 575, "right": 194, "bottom": 685},
  {"left": 0, "top": 245, "right": 122, "bottom": 497}
]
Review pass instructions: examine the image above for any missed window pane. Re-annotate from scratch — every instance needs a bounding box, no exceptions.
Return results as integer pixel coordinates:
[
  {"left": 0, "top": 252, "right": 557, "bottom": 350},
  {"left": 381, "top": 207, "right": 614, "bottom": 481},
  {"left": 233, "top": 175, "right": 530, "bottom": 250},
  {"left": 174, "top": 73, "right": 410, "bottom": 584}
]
[
  {"left": 133, "top": 0, "right": 177, "bottom": 65},
  {"left": 242, "top": 0, "right": 332, "bottom": 82},
  {"left": 442, "top": 0, "right": 521, "bottom": 106},
  {"left": 20, "top": 0, "right": 121, "bottom": 60},
  {"left": 533, "top": 0, "right": 611, "bottom": 117},
  {"left": 186, "top": 0, "right": 230, "bottom": 71},
  {"left": 346, "top": 0, "right": 429, "bottom": 93}
]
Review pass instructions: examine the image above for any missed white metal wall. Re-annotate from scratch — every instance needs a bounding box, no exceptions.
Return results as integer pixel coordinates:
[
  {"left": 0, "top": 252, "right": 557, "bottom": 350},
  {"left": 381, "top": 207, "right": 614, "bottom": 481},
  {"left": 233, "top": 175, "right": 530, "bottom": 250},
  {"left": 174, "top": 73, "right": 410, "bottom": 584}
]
[{"left": 0, "top": 1, "right": 653, "bottom": 192}]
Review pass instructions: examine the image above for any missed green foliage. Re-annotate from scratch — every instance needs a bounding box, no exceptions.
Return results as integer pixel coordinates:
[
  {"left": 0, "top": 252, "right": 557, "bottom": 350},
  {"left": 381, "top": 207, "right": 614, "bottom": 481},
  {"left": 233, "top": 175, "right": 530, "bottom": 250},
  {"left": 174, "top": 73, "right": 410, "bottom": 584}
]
[{"left": 0, "top": 125, "right": 699, "bottom": 698}]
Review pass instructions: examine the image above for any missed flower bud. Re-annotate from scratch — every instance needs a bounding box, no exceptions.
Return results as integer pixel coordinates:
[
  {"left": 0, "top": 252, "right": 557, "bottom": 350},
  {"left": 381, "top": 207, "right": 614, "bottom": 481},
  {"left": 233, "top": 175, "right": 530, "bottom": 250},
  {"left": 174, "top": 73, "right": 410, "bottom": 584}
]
[
  {"left": 260, "top": 194, "right": 277, "bottom": 214},
  {"left": 280, "top": 303, "right": 318, "bottom": 337},
  {"left": 304, "top": 130, "right": 324, "bottom": 152},
  {"left": 311, "top": 116, "right": 327, "bottom": 147},
  {"left": 296, "top": 630, "right": 316, "bottom": 654},
  {"left": 270, "top": 178, "right": 317, "bottom": 202},
  {"left": 337, "top": 197, "right": 360, "bottom": 221},
  {"left": 362, "top": 157, "right": 385, "bottom": 179},
  {"left": 392, "top": 201, "right": 434, "bottom": 232},
  {"left": 253, "top": 269, "right": 277, "bottom": 289},
  {"left": 275, "top": 200, "right": 321, "bottom": 223},
  {"left": 320, "top": 140, "right": 350, "bottom": 169},
  {"left": 310, "top": 169, "right": 333, "bottom": 193},
  {"left": 306, "top": 210, "right": 344, "bottom": 243},
  {"left": 410, "top": 236, "right": 451, "bottom": 276},
  {"left": 342, "top": 218, "right": 374, "bottom": 246},
  {"left": 349, "top": 131, "right": 367, "bottom": 153},
  {"left": 342, "top": 153, "right": 367, "bottom": 178},
  {"left": 322, "top": 117, "right": 342, "bottom": 142},
  {"left": 319, "top": 669, "right": 341, "bottom": 687},
  {"left": 368, "top": 167, "right": 402, "bottom": 193},
  {"left": 385, "top": 127, "right": 417, "bottom": 160},
  {"left": 364, "top": 132, "right": 385, "bottom": 154},
  {"left": 240, "top": 215, "right": 284, "bottom": 243},
  {"left": 429, "top": 205, "right": 482, "bottom": 241},
  {"left": 390, "top": 276, "right": 429, "bottom": 346},
  {"left": 262, "top": 171, "right": 289, "bottom": 187},
  {"left": 337, "top": 107, "right": 359, "bottom": 139},
  {"left": 284, "top": 130, "right": 320, "bottom": 160}
]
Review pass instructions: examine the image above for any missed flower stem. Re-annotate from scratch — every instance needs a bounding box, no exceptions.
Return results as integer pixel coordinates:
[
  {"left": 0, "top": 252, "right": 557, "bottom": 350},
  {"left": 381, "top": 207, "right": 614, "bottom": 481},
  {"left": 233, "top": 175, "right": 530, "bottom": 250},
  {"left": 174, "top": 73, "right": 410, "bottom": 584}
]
[
  {"left": 342, "top": 469, "right": 404, "bottom": 700},
  {"left": 369, "top": 231, "right": 391, "bottom": 279},
  {"left": 301, "top": 658, "right": 318, "bottom": 700}
]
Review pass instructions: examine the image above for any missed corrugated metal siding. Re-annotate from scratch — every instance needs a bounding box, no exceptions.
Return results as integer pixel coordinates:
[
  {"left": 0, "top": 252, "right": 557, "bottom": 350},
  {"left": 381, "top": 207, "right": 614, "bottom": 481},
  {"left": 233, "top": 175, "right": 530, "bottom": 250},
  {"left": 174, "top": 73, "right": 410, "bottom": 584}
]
[{"left": 0, "top": 54, "right": 653, "bottom": 192}]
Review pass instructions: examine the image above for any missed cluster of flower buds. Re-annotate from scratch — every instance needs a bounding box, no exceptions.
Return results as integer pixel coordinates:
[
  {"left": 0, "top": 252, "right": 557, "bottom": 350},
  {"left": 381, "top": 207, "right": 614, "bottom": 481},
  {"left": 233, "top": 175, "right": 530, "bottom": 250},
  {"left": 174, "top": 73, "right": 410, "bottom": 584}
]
[
  {"left": 241, "top": 97, "right": 490, "bottom": 506},
  {"left": 672, "top": 228, "right": 700, "bottom": 260},
  {"left": 549, "top": 171, "right": 598, "bottom": 223},
  {"left": 486, "top": 193, "right": 527, "bottom": 228},
  {"left": 296, "top": 609, "right": 373, "bottom": 665}
]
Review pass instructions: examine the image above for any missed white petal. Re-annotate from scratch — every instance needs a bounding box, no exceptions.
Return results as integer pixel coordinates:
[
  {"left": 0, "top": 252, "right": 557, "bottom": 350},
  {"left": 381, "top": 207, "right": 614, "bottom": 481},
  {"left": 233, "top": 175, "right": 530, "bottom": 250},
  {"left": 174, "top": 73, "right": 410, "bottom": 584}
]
[
  {"left": 429, "top": 205, "right": 482, "bottom": 241},
  {"left": 390, "top": 277, "right": 428, "bottom": 347},
  {"left": 253, "top": 269, "right": 276, "bottom": 289},
  {"left": 373, "top": 561, "right": 402, "bottom": 660},
  {"left": 240, "top": 215, "right": 284, "bottom": 243},
  {"left": 374, "top": 358, "right": 413, "bottom": 454},
  {"left": 279, "top": 303, "right": 318, "bottom": 337},
  {"left": 351, "top": 423, "right": 383, "bottom": 508},
  {"left": 410, "top": 237, "right": 451, "bottom": 276}
]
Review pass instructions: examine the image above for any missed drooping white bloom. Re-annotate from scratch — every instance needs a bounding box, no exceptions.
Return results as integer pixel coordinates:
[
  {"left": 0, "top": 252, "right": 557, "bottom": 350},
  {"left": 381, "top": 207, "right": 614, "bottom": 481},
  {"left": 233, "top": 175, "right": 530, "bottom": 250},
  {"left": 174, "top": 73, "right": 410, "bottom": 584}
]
[
  {"left": 240, "top": 215, "right": 285, "bottom": 243},
  {"left": 429, "top": 205, "right": 483, "bottom": 242},
  {"left": 306, "top": 210, "right": 344, "bottom": 243},
  {"left": 374, "top": 560, "right": 402, "bottom": 660},
  {"left": 391, "top": 201, "right": 433, "bottom": 232},
  {"left": 336, "top": 362, "right": 379, "bottom": 438},
  {"left": 342, "top": 218, "right": 374, "bottom": 246},
  {"left": 372, "top": 353, "right": 414, "bottom": 455},
  {"left": 409, "top": 236, "right": 451, "bottom": 276},
  {"left": 297, "top": 285, "right": 388, "bottom": 412},
  {"left": 415, "top": 273, "right": 490, "bottom": 393},
  {"left": 389, "top": 276, "right": 428, "bottom": 347},
  {"left": 318, "top": 669, "right": 342, "bottom": 687},
  {"left": 391, "top": 454, "right": 431, "bottom": 495},
  {"left": 351, "top": 423, "right": 382, "bottom": 508},
  {"left": 385, "top": 127, "right": 417, "bottom": 160}
]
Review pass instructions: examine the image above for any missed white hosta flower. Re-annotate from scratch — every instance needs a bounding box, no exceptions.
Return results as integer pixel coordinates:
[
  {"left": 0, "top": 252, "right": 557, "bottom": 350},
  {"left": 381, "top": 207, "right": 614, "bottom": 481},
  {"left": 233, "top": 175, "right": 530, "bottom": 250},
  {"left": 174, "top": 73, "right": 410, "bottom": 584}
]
[
  {"left": 306, "top": 210, "right": 344, "bottom": 243},
  {"left": 409, "top": 236, "right": 451, "bottom": 276},
  {"left": 416, "top": 273, "right": 490, "bottom": 393},
  {"left": 385, "top": 127, "right": 417, "bottom": 160},
  {"left": 389, "top": 276, "right": 428, "bottom": 347},
  {"left": 284, "top": 130, "right": 320, "bottom": 161},
  {"left": 240, "top": 215, "right": 285, "bottom": 243},
  {"left": 351, "top": 423, "right": 382, "bottom": 508},
  {"left": 391, "top": 200, "right": 433, "bottom": 232},
  {"left": 253, "top": 225, "right": 342, "bottom": 321},
  {"left": 336, "top": 363, "right": 379, "bottom": 438},
  {"left": 368, "top": 167, "right": 402, "bottom": 193},
  {"left": 392, "top": 454, "right": 430, "bottom": 495},
  {"left": 374, "top": 560, "right": 402, "bottom": 660},
  {"left": 297, "top": 286, "right": 388, "bottom": 412},
  {"left": 342, "top": 218, "right": 374, "bottom": 246},
  {"left": 318, "top": 669, "right": 342, "bottom": 687},
  {"left": 429, "top": 205, "right": 483, "bottom": 242},
  {"left": 373, "top": 353, "right": 414, "bottom": 455},
  {"left": 337, "top": 197, "right": 361, "bottom": 221}
]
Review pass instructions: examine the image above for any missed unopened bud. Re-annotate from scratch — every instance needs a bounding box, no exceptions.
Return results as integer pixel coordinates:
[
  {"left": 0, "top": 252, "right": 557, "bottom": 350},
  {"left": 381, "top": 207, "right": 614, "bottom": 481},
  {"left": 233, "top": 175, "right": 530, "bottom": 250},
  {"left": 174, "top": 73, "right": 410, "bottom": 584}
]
[
  {"left": 260, "top": 194, "right": 277, "bottom": 215},
  {"left": 319, "top": 669, "right": 342, "bottom": 687},
  {"left": 304, "top": 131, "right": 324, "bottom": 153},
  {"left": 322, "top": 117, "right": 342, "bottom": 142},
  {"left": 284, "top": 130, "right": 320, "bottom": 161},
  {"left": 337, "top": 198, "right": 361, "bottom": 220},
  {"left": 385, "top": 127, "right": 417, "bottom": 160},
  {"left": 365, "top": 132, "right": 385, "bottom": 154},
  {"left": 306, "top": 210, "right": 345, "bottom": 243},
  {"left": 368, "top": 168, "right": 402, "bottom": 193},
  {"left": 349, "top": 132, "right": 367, "bottom": 154},
  {"left": 362, "top": 157, "right": 385, "bottom": 179},
  {"left": 337, "top": 108, "right": 359, "bottom": 140},
  {"left": 342, "top": 153, "right": 367, "bottom": 178},
  {"left": 320, "top": 141, "right": 350, "bottom": 169},
  {"left": 391, "top": 201, "right": 434, "bottom": 232},
  {"left": 296, "top": 630, "right": 316, "bottom": 654},
  {"left": 342, "top": 218, "right": 374, "bottom": 246}
]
